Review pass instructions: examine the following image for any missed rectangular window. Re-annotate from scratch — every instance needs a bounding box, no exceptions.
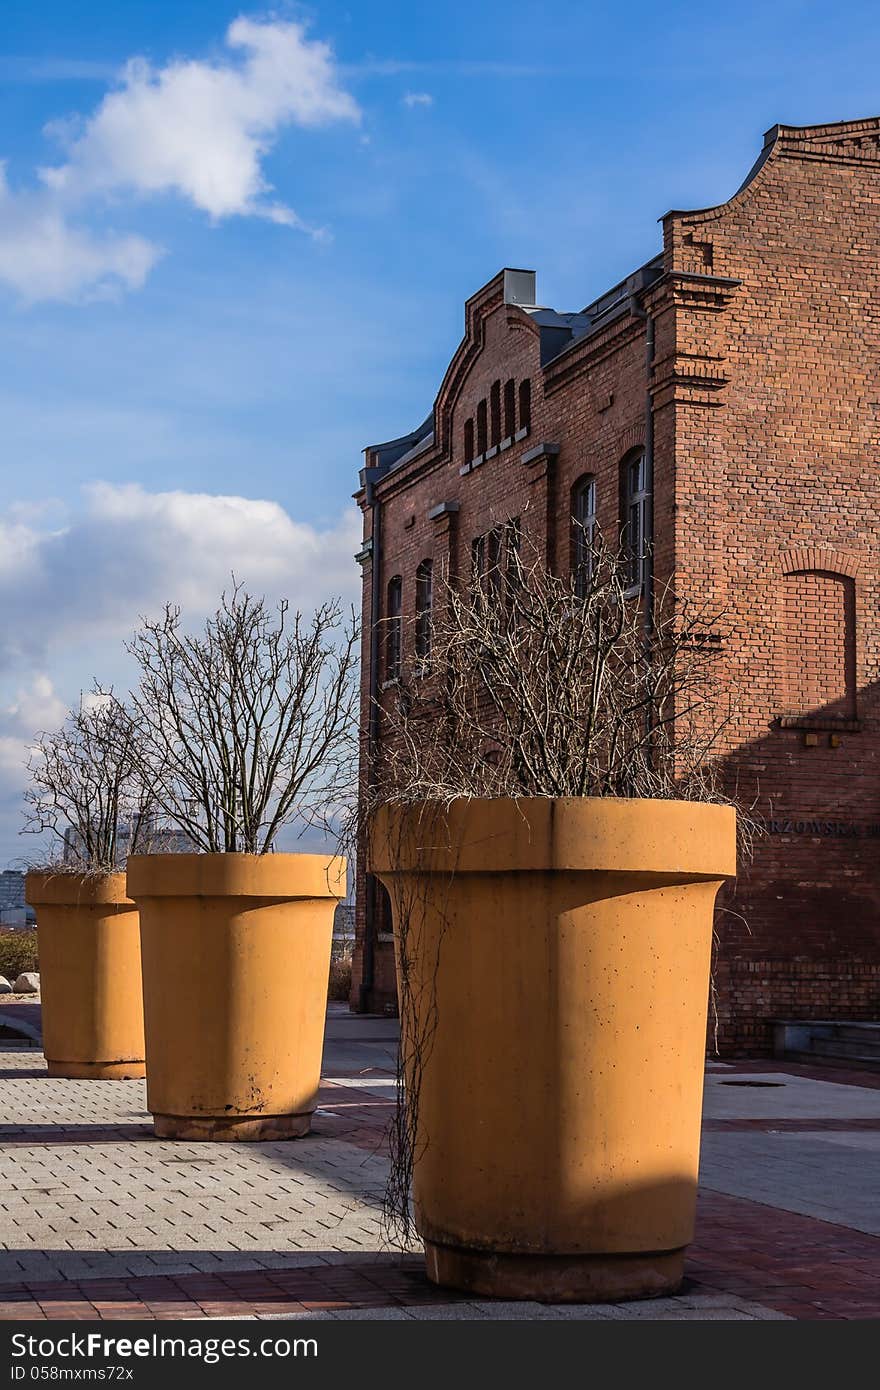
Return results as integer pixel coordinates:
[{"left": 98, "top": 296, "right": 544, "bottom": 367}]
[
  {"left": 623, "top": 453, "right": 649, "bottom": 592},
  {"left": 386, "top": 575, "right": 402, "bottom": 680},
  {"left": 572, "top": 477, "right": 597, "bottom": 599},
  {"left": 503, "top": 380, "right": 516, "bottom": 440},
  {"left": 472, "top": 522, "right": 521, "bottom": 612},
  {"left": 505, "top": 516, "right": 522, "bottom": 611},
  {"left": 487, "top": 527, "right": 503, "bottom": 602},
  {"left": 476, "top": 400, "right": 488, "bottom": 456},
  {"left": 463, "top": 418, "right": 474, "bottom": 463},
  {"left": 415, "top": 559, "right": 433, "bottom": 661},
  {"left": 490, "top": 381, "right": 501, "bottom": 448},
  {"left": 518, "top": 379, "right": 531, "bottom": 432},
  {"left": 471, "top": 534, "right": 485, "bottom": 595}
]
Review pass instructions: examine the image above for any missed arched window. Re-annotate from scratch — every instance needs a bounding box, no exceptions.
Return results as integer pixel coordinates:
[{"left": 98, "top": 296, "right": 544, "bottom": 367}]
[
  {"left": 415, "top": 559, "right": 433, "bottom": 661},
  {"left": 463, "top": 417, "right": 474, "bottom": 463},
  {"left": 571, "top": 475, "right": 597, "bottom": 598},
  {"left": 386, "top": 575, "right": 402, "bottom": 680},
  {"left": 518, "top": 379, "right": 531, "bottom": 432},
  {"left": 490, "top": 381, "right": 501, "bottom": 448},
  {"left": 621, "top": 450, "right": 650, "bottom": 592},
  {"left": 503, "top": 379, "right": 516, "bottom": 440},
  {"left": 476, "top": 399, "right": 488, "bottom": 456}
]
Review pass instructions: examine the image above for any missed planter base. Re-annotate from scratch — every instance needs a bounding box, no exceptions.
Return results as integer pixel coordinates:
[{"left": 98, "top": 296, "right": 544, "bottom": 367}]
[
  {"left": 46, "top": 1059, "right": 146, "bottom": 1080},
  {"left": 424, "top": 1239, "right": 685, "bottom": 1303},
  {"left": 152, "top": 1112, "right": 313, "bottom": 1142}
]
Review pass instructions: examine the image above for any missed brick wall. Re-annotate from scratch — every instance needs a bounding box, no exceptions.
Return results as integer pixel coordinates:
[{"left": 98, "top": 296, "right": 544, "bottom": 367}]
[
  {"left": 353, "top": 119, "right": 880, "bottom": 1052},
  {"left": 666, "top": 119, "right": 880, "bottom": 1052}
]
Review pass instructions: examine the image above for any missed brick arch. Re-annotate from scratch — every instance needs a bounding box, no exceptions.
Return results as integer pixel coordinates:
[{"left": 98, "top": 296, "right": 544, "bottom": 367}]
[
  {"left": 614, "top": 425, "right": 645, "bottom": 459},
  {"left": 780, "top": 547, "right": 861, "bottom": 579}
]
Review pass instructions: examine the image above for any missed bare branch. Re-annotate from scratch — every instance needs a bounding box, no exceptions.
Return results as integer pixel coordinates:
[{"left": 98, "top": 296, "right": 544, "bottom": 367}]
[
  {"left": 125, "top": 583, "right": 360, "bottom": 855},
  {"left": 22, "top": 686, "right": 156, "bottom": 872}
]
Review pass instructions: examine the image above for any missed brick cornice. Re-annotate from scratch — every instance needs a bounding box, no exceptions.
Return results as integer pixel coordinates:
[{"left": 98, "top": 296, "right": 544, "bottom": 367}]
[{"left": 780, "top": 547, "right": 861, "bottom": 580}]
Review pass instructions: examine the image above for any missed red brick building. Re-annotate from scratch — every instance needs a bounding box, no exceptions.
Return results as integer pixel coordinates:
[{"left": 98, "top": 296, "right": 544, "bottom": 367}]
[{"left": 351, "top": 118, "right": 880, "bottom": 1054}]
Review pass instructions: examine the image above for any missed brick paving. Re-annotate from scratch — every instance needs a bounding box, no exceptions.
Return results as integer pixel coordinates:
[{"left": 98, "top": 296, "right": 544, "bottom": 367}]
[{"left": 0, "top": 1007, "right": 877, "bottom": 1321}]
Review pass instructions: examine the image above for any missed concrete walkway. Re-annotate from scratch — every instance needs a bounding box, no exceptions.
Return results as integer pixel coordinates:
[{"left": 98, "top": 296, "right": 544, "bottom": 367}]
[{"left": 0, "top": 1004, "right": 877, "bottom": 1320}]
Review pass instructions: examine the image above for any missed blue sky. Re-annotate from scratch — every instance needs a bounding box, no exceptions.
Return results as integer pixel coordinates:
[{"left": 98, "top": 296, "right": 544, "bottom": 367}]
[{"left": 1, "top": 0, "right": 879, "bottom": 863}]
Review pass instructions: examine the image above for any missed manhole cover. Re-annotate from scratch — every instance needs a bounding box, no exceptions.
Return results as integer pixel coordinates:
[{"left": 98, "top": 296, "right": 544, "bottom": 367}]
[{"left": 719, "top": 1080, "right": 785, "bottom": 1088}]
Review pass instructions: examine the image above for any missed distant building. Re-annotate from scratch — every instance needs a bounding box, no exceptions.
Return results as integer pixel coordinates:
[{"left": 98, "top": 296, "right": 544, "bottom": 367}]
[
  {"left": 62, "top": 821, "right": 196, "bottom": 865},
  {"left": 0, "top": 870, "right": 34, "bottom": 928},
  {"left": 333, "top": 902, "right": 355, "bottom": 956}
]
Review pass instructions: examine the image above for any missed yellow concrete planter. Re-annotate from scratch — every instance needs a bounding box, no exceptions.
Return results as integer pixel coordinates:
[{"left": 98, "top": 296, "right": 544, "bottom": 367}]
[
  {"left": 371, "top": 797, "right": 736, "bottom": 1302},
  {"left": 126, "top": 853, "right": 345, "bottom": 1141},
  {"left": 25, "top": 872, "right": 145, "bottom": 1080}
]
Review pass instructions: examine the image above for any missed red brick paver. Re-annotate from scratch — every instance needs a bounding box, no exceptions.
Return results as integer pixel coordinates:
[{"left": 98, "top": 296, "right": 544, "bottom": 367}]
[
  {"left": 0, "top": 1192, "right": 876, "bottom": 1321},
  {"left": 690, "top": 1190, "right": 880, "bottom": 1320},
  {"left": 2, "top": 1015, "right": 877, "bottom": 1321}
]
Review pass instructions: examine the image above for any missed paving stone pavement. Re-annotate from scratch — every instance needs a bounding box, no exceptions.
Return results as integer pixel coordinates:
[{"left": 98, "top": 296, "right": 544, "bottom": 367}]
[{"left": 0, "top": 1007, "right": 877, "bottom": 1320}]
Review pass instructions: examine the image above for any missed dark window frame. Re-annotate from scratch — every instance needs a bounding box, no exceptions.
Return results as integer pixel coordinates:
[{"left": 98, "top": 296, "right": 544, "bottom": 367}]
[
  {"left": 476, "top": 399, "right": 488, "bottom": 456},
  {"left": 621, "top": 450, "right": 650, "bottom": 594},
  {"left": 503, "top": 379, "right": 516, "bottom": 439},
  {"left": 472, "top": 519, "right": 522, "bottom": 613},
  {"left": 571, "top": 474, "right": 597, "bottom": 599},
  {"left": 518, "top": 379, "right": 531, "bottom": 432},
  {"left": 415, "top": 558, "right": 433, "bottom": 662},
  {"left": 463, "top": 417, "right": 474, "bottom": 463},
  {"left": 505, "top": 516, "right": 522, "bottom": 612},
  {"left": 385, "top": 574, "right": 403, "bottom": 680},
  {"left": 471, "top": 534, "right": 486, "bottom": 596},
  {"left": 486, "top": 526, "right": 503, "bottom": 603},
  {"left": 489, "top": 380, "right": 501, "bottom": 448}
]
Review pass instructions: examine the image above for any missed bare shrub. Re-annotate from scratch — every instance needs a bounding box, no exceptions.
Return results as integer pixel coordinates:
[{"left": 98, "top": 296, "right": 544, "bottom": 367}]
[
  {"left": 327, "top": 951, "right": 353, "bottom": 1001},
  {"left": 365, "top": 531, "right": 756, "bottom": 1247},
  {"left": 22, "top": 687, "right": 155, "bottom": 873},
  {"left": 375, "top": 533, "right": 744, "bottom": 816},
  {"left": 126, "top": 583, "right": 359, "bottom": 856}
]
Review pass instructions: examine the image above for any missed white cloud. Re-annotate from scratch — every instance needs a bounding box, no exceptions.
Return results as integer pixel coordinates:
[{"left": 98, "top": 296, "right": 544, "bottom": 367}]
[
  {"left": 0, "top": 481, "right": 361, "bottom": 667},
  {"left": 0, "top": 674, "right": 67, "bottom": 786},
  {"left": 0, "top": 482, "right": 362, "bottom": 862},
  {"left": 42, "top": 17, "right": 360, "bottom": 223},
  {"left": 0, "top": 17, "right": 359, "bottom": 302},
  {"left": 0, "top": 164, "right": 160, "bottom": 305},
  {"left": 402, "top": 91, "right": 434, "bottom": 108}
]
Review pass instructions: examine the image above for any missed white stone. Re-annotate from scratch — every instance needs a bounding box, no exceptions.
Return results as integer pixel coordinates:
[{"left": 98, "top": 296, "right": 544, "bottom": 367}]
[
  {"left": 0, "top": 976, "right": 11, "bottom": 993},
  {"left": 12, "top": 972, "right": 39, "bottom": 993}
]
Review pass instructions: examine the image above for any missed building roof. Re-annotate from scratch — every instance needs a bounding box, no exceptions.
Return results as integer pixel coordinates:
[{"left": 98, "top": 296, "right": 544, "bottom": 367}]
[
  {"left": 361, "top": 116, "right": 880, "bottom": 487},
  {"left": 362, "top": 254, "right": 663, "bottom": 484}
]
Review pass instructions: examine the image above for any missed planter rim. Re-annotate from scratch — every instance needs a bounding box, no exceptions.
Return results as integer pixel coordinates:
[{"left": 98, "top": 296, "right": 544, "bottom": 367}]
[
  {"left": 370, "top": 796, "right": 736, "bottom": 879},
  {"left": 126, "top": 852, "right": 346, "bottom": 901},
  {"left": 25, "top": 870, "right": 133, "bottom": 908}
]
